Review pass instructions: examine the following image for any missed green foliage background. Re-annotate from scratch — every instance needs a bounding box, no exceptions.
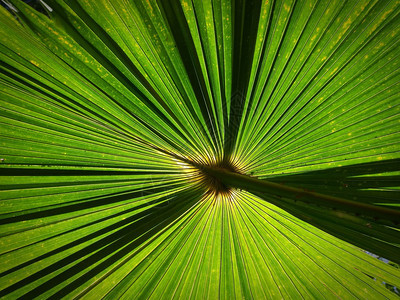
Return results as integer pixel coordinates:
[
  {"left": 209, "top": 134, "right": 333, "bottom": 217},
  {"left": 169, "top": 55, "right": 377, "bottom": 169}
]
[{"left": 0, "top": 0, "right": 400, "bottom": 298}]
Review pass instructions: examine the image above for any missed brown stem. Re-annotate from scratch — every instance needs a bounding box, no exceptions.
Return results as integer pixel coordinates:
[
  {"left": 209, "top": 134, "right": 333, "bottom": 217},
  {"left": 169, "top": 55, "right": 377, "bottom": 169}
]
[
  {"left": 152, "top": 146, "right": 400, "bottom": 223},
  {"left": 197, "top": 164, "right": 400, "bottom": 224}
]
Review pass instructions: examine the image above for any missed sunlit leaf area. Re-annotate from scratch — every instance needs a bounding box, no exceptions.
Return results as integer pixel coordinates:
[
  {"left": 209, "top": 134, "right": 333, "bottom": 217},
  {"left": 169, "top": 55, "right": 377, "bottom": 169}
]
[{"left": 1, "top": 0, "right": 400, "bottom": 298}]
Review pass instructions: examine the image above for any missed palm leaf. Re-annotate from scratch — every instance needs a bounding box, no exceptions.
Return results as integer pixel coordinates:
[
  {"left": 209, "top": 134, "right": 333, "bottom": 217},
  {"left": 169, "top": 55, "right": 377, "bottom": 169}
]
[{"left": 1, "top": 0, "right": 399, "bottom": 298}]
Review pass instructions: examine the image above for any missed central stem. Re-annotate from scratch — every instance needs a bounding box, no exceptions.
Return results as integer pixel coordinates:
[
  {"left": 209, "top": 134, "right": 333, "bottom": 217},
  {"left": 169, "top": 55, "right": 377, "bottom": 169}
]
[
  {"left": 153, "top": 146, "right": 400, "bottom": 223},
  {"left": 195, "top": 162, "right": 400, "bottom": 223}
]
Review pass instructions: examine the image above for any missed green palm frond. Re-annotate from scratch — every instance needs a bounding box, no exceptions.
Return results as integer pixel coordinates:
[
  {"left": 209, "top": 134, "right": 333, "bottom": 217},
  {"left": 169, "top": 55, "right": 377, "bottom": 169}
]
[{"left": 1, "top": 0, "right": 400, "bottom": 298}]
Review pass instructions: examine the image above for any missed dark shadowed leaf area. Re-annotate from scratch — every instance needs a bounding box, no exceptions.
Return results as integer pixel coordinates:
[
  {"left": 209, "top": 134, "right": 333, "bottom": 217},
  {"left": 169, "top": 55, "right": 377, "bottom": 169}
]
[{"left": 0, "top": 0, "right": 400, "bottom": 298}]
